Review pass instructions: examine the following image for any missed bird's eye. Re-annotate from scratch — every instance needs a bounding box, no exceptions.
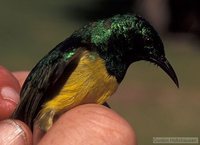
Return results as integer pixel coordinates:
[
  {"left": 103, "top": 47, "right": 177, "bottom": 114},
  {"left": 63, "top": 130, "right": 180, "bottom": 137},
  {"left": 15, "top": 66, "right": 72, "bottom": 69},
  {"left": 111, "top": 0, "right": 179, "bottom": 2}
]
[
  {"left": 144, "top": 37, "right": 153, "bottom": 47},
  {"left": 145, "top": 38, "right": 150, "bottom": 43}
]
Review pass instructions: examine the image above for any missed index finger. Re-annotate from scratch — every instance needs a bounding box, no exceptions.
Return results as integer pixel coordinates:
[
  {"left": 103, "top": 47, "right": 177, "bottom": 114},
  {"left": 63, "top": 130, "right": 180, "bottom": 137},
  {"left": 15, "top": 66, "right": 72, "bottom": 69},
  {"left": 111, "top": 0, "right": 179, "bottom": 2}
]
[
  {"left": 12, "top": 71, "right": 29, "bottom": 87},
  {"left": 0, "top": 66, "right": 21, "bottom": 120}
]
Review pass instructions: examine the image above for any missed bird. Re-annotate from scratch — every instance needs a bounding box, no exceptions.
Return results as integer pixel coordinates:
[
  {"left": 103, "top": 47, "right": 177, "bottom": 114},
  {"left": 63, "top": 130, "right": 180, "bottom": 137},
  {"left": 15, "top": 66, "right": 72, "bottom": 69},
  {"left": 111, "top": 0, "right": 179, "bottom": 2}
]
[{"left": 12, "top": 14, "right": 179, "bottom": 131}]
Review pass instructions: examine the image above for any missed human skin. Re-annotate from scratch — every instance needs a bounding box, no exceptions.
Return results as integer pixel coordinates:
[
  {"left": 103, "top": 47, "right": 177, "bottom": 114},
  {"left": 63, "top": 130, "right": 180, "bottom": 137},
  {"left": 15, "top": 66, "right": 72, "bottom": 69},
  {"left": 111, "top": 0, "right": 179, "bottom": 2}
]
[{"left": 0, "top": 66, "right": 137, "bottom": 145}]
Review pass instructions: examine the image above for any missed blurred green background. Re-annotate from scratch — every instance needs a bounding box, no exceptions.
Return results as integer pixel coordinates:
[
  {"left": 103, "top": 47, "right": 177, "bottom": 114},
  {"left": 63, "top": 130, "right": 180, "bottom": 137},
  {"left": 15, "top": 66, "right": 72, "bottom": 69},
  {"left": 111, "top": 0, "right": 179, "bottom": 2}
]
[{"left": 0, "top": 0, "right": 200, "bottom": 144}]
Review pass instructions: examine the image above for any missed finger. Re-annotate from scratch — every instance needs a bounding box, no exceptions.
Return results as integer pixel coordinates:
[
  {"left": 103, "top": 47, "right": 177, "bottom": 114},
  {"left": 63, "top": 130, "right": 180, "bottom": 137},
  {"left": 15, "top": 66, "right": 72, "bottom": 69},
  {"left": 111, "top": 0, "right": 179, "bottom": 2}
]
[
  {"left": 0, "top": 66, "right": 21, "bottom": 120},
  {"left": 12, "top": 71, "right": 29, "bottom": 87},
  {"left": 0, "top": 119, "right": 32, "bottom": 145},
  {"left": 37, "top": 104, "right": 137, "bottom": 145}
]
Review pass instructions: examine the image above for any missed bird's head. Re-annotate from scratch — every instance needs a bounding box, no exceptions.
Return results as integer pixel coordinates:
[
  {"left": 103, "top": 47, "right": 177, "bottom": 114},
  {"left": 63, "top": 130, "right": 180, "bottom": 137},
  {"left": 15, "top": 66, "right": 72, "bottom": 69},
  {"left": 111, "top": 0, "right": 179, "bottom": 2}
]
[{"left": 72, "top": 14, "right": 179, "bottom": 86}]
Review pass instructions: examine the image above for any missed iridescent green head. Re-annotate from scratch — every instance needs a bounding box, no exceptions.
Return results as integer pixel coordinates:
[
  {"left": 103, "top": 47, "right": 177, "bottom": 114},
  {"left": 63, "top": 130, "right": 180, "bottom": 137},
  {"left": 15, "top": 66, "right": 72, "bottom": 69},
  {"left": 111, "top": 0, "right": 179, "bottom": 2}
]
[{"left": 72, "top": 14, "right": 179, "bottom": 86}]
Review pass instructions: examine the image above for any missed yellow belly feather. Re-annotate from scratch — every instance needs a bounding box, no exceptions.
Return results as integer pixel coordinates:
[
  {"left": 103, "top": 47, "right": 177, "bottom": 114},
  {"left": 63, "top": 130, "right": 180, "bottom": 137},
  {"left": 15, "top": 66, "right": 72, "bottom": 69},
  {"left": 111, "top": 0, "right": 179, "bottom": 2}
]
[{"left": 37, "top": 50, "right": 118, "bottom": 131}]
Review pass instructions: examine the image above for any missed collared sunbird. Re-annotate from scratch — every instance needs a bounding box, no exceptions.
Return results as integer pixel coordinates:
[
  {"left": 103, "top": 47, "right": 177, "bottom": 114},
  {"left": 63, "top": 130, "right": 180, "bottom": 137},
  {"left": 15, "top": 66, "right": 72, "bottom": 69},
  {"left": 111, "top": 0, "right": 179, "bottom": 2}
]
[{"left": 12, "top": 14, "right": 179, "bottom": 131}]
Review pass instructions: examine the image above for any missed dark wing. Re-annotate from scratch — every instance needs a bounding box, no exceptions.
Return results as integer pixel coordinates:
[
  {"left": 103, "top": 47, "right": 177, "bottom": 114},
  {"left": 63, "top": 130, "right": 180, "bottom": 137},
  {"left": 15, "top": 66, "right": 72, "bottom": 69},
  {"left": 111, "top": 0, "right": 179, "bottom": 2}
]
[{"left": 12, "top": 38, "right": 83, "bottom": 129}]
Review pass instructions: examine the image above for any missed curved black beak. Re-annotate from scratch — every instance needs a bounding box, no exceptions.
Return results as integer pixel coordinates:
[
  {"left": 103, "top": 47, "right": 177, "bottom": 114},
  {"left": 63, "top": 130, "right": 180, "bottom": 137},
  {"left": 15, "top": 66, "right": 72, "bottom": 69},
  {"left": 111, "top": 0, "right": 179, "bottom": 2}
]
[{"left": 150, "top": 56, "right": 179, "bottom": 88}]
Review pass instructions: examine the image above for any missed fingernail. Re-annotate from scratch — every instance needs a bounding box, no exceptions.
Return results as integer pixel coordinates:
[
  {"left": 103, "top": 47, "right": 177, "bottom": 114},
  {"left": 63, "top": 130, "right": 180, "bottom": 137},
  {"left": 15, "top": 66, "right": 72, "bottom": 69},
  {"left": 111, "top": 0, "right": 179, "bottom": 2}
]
[
  {"left": 1, "top": 87, "right": 20, "bottom": 104},
  {"left": 0, "top": 120, "right": 27, "bottom": 145}
]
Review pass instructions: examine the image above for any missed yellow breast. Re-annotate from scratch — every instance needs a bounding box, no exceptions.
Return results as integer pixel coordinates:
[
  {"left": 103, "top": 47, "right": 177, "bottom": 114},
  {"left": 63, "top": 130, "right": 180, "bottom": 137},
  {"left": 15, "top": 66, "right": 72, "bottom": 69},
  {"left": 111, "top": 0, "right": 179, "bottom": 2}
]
[{"left": 42, "top": 50, "right": 118, "bottom": 114}]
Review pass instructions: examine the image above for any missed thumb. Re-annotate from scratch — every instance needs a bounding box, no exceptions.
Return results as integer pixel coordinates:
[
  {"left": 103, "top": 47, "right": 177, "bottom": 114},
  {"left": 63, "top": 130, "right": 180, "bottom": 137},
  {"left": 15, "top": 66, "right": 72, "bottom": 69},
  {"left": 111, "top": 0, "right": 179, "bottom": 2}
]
[{"left": 0, "top": 119, "right": 32, "bottom": 145}]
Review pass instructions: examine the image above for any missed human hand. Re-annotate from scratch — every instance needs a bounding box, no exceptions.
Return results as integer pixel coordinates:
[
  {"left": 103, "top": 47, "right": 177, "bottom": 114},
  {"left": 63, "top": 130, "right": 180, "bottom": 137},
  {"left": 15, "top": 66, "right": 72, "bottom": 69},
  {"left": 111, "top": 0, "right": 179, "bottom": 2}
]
[{"left": 0, "top": 66, "right": 137, "bottom": 145}]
